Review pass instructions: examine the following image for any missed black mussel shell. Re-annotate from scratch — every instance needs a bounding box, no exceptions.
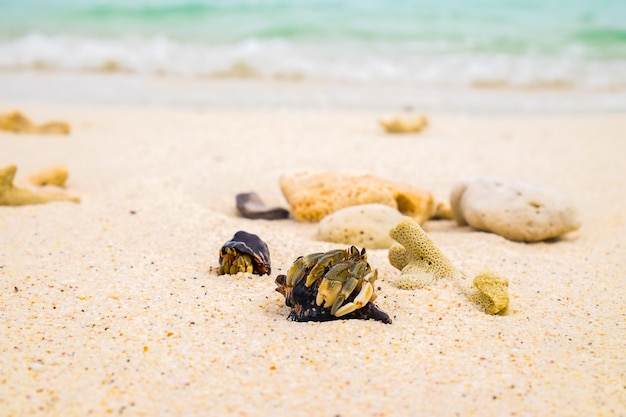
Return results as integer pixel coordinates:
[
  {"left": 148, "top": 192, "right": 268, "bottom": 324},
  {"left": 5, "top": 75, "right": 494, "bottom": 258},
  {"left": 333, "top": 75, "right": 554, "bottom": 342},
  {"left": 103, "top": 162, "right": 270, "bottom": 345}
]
[
  {"left": 275, "top": 273, "right": 392, "bottom": 324},
  {"left": 236, "top": 192, "right": 290, "bottom": 220},
  {"left": 220, "top": 230, "right": 271, "bottom": 275}
]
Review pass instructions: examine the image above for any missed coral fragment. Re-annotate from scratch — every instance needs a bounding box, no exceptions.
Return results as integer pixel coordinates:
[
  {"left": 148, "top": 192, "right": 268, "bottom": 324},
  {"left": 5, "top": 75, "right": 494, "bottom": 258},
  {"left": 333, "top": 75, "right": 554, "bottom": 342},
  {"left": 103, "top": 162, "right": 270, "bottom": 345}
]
[
  {"left": 0, "top": 165, "right": 79, "bottom": 206},
  {"left": 388, "top": 217, "right": 509, "bottom": 315}
]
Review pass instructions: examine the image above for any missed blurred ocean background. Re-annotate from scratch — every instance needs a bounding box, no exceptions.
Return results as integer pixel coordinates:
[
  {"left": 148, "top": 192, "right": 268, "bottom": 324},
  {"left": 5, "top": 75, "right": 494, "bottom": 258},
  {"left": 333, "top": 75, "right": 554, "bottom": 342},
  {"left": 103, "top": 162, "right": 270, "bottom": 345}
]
[{"left": 1, "top": 0, "right": 625, "bottom": 111}]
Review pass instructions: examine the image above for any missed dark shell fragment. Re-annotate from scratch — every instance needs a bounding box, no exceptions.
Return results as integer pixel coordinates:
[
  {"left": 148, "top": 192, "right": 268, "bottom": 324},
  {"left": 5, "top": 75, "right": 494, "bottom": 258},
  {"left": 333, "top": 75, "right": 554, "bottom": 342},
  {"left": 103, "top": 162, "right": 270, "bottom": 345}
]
[
  {"left": 236, "top": 192, "right": 290, "bottom": 220},
  {"left": 218, "top": 230, "right": 271, "bottom": 275}
]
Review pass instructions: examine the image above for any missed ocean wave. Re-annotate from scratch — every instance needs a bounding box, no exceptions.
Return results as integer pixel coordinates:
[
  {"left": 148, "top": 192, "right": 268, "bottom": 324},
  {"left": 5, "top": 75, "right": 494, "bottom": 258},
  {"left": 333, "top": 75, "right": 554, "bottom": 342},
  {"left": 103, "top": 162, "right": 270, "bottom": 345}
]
[{"left": 1, "top": 32, "right": 625, "bottom": 91}]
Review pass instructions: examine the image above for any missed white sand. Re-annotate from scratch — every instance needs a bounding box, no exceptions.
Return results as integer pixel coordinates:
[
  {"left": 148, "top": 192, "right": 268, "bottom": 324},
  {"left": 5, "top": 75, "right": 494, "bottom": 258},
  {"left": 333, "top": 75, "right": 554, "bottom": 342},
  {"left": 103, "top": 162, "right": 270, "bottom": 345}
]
[{"left": 1, "top": 98, "right": 625, "bottom": 416}]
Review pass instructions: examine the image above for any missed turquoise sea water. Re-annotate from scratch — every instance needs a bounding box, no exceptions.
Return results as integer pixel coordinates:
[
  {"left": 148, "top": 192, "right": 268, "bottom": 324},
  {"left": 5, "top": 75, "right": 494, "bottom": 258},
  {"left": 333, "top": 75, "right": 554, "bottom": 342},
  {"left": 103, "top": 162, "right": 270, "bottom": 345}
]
[{"left": 1, "top": 0, "right": 625, "bottom": 92}]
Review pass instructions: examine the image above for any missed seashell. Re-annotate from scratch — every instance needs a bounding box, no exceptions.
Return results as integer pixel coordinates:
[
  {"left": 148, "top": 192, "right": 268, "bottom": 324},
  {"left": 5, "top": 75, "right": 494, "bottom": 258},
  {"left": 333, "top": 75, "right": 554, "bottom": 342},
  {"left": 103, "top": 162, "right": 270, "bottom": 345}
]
[
  {"left": 218, "top": 230, "right": 271, "bottom": 275},
  {"left": 275, "top": 246, "right": 391, "bottom": 323}
]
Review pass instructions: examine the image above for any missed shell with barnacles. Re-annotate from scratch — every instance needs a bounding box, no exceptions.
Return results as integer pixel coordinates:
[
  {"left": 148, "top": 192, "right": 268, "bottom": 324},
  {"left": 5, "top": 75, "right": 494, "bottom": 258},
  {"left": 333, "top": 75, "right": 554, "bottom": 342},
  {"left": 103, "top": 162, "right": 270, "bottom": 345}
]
[
  {"left": 218, "top": 231, "right": 271, "bottom": 275},
  {"left": 275, "top": 246, "right": 391, "bottom": 323}
]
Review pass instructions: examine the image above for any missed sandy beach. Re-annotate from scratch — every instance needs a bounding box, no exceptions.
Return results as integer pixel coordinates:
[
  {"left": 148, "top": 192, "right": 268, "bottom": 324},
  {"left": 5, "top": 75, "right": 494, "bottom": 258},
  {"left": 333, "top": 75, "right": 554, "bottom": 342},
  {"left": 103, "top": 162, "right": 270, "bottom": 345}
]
[{"left": 1, "top": 78, "right": 626, "bottom": 416}]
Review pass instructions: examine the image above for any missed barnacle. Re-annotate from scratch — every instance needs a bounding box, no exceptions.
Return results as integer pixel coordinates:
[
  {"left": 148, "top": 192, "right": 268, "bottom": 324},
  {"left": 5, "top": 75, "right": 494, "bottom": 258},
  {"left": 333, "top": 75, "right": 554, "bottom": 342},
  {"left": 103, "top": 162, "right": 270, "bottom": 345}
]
[
  {"left": 275, "top": 246, "right": 391, "bottom": 323},
  {"left": 218, "top": 231, "right": 271, "bottom": 275},
  {"left": 389, "top": 217, "right": 509, "bottom": 315}
]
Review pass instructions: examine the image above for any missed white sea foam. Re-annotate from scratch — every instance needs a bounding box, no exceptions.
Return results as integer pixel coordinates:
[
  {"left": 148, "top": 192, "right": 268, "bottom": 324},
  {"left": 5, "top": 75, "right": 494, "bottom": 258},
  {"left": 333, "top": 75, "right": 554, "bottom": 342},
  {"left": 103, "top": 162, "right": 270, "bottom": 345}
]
[{"left": 1, "top": 32, "right": 625, "bottom": 92}]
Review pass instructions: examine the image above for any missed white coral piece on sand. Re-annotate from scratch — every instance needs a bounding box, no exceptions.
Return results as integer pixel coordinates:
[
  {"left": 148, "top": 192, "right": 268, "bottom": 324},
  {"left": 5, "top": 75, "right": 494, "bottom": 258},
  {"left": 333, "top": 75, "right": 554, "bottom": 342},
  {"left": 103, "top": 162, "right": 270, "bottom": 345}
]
[{"left": 388, "top": 217, "right": 509, "bottom": 315}]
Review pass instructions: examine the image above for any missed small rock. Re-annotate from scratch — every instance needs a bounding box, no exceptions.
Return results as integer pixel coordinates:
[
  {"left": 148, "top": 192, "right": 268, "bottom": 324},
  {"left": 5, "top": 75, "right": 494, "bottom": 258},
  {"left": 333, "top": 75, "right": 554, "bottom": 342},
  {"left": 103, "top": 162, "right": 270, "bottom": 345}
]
[
  {"left": 317, "top": 204, "right": 406, "bottom": 249},
  {"left": 36, "top": 121, "right": 71, "bottom": 135},
  {"left": 280, "top": 170, "right": 436, "bottom": 223},
  {"left": 380, "top": 114, "right": 428, "bottom": 134},
  {"left": 0, "top": 165, "right": 79, "bottom": 206},
  {"left": 0, "top": 111, "right": 32, "bottom": 133},
  {"left": 450, "top": 177, "right": 580, "bottom": 242},
  {"left": 28, "top": 165, "right": 69, "bottom": 187},
  {"left": 235, "top": 191, "right": 289, "bottom": 220},
  {"left": 433, "top": 200, "right": 454, "bottom": 220},
  {"left": 0, "top": 111, "right": 70, "bottom": 135}
]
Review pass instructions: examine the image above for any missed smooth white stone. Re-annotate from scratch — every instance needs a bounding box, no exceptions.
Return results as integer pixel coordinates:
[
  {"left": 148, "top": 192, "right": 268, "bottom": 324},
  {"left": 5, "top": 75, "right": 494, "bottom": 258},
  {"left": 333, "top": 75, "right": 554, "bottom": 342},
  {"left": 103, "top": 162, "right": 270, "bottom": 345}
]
[
  {"left": 450, "top": 177, "right": 581, "bottom": 242},
  {"left": 317, "top": 204, "right": 406, "bottom": 249}
]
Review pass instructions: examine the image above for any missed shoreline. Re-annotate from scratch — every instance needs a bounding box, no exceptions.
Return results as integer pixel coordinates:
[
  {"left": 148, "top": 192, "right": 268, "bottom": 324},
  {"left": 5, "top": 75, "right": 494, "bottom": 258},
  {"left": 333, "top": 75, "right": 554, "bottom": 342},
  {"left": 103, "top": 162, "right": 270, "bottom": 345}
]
[
  {"left": 1, "top": 70, "right": 626, "bottom": 114},
  {"left": 1, "top": 91, "right": 625, "bottom": 415}
]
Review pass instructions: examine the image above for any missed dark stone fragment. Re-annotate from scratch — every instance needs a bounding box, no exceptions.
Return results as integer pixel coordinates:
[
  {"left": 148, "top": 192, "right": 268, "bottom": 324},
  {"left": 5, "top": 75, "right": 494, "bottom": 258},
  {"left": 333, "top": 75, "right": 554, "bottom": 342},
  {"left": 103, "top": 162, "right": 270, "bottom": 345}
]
[{"left": 236, "top": 192, "right": 289, "bottom": 220}]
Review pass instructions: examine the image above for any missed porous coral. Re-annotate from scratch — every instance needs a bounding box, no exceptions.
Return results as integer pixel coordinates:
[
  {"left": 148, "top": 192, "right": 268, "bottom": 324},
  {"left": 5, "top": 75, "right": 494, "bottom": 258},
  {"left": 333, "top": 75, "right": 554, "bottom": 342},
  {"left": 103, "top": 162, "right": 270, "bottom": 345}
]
[
  {"left": 0, "top": 111, "right": 70, "bottom": 135},
  {"left": 0, "top": 165, "right": 79, "bottom": 206},
  {"left": 388, "top": 217, "right": 509, "bottom": 315},
  {"left": 279, "top": 170, "right": 438, "bottom": 223},
  {"left": 470, "top": 273, "right": 510, "bottom": 315},
  {"left": 389, "top": 218, "right": 459, "bottom": 287}
]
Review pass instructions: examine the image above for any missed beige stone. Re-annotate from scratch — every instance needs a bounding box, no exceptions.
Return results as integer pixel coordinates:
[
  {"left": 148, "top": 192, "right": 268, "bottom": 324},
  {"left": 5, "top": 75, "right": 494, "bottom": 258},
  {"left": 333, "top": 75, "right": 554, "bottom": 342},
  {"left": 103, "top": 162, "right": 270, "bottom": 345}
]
[
  {"left": 28, "top": 165, "right": 69, "bottom": 187},
  {"left": 279, "top": 171, "right": 436, "bottom": 223},
  {"left": 317, "top": 203, "right": 406, "bottom": 249},
  {"left": 451, "top": 177, "right": 581, "bottom": 242},
  {"left": 36, "top": 121, "right": 71, "bottom": 135}
]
